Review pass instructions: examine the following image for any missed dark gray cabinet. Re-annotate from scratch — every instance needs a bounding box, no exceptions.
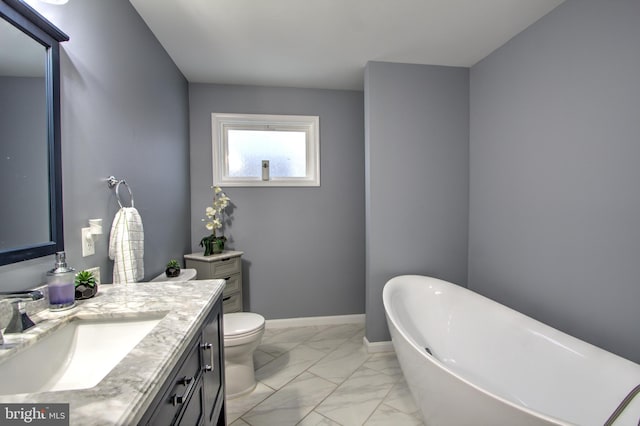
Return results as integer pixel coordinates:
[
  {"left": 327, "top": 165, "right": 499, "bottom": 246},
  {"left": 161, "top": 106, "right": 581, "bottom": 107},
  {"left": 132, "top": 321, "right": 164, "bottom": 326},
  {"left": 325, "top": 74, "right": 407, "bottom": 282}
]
[
  {"left": 140, "top": 297, "right": 225, "bottom": 425},
  {"left": 202, "top": 297, "right": 225, "bottom": 426}
]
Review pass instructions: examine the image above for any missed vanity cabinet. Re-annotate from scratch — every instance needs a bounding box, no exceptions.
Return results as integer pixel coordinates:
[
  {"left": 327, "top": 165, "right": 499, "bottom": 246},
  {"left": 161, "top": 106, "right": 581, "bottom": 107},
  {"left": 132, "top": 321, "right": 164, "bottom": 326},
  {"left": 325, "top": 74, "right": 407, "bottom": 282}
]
[
  {"left": 140, "top": 297, "right": 225, "bottom": 426},
  {"left": 185, "top": 251, "right": 243, "bottom": 313}
]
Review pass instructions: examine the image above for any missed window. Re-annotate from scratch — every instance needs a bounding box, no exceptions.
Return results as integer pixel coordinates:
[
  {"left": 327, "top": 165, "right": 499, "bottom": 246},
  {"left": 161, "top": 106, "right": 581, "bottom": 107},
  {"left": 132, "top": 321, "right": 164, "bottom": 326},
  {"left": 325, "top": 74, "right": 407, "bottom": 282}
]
[{"left": 212, "top": 113, "right": 320, "bottom": 187}]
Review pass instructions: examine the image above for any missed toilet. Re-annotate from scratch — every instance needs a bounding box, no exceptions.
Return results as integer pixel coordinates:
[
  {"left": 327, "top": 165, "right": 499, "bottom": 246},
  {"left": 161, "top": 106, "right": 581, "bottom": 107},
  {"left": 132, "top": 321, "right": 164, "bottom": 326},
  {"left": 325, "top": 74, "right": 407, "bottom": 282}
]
[
  {"left": 150, "top": 268, "right": 197, "bottom": 282},
  {"left": 223, "top": 312, "right": 265, "bottom": 398},
  {"left": 151, "top": 268, "right": 264, "bottom": 398}
]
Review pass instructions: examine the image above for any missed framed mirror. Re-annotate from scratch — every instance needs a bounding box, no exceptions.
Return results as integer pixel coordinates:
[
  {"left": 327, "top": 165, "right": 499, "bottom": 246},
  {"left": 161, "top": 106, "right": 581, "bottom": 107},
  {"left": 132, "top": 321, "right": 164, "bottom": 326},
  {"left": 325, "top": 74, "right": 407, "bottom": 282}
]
[{"left": 0, "top": 0, "right": 68, "bottom": 266}]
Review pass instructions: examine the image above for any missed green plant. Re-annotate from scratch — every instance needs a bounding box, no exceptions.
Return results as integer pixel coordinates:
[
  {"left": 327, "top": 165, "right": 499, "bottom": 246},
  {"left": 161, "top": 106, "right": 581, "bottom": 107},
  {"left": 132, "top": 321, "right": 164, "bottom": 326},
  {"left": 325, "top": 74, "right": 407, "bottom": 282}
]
[
  {"left": 166, "top": 259, "right": 180, "bottom": 269},
  {"left": 75, "top": 270, "right": 98, "bottom": 299},
  {"left": 75, "top": 270, "right": 96, "bottom": 288},
  {"left": 200, "top": 234, "right": 227, "bottom": 256}
]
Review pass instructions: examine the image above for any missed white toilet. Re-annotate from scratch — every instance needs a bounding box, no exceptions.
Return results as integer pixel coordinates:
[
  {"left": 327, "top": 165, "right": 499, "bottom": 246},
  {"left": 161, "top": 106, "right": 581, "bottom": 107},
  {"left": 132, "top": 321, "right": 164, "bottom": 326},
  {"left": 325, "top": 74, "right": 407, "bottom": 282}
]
[
  {"left": 150, "top": 268, "right": 198, "bottom": 282},
  {"left": 223, "top": 312, "right": 265, "bottom": 398}
]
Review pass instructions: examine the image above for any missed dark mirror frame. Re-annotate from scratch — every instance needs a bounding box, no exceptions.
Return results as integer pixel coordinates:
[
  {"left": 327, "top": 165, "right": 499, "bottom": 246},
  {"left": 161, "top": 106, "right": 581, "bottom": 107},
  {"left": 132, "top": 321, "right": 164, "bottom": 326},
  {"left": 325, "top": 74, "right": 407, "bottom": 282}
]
[{"left": 0, "top": 0, "right": 68, "bottom": 266}]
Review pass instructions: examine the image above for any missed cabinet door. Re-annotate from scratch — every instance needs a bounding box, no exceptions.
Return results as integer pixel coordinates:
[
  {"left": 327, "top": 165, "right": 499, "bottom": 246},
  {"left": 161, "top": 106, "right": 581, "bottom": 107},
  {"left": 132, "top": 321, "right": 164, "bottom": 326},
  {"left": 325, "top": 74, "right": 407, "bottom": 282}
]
[
  {"left": 202, "top": 298, "right": 225, "bottom": 425},
  {"left": 176, "top": 379, "right": 205, "bottom": 426},
  {"left": 144, "top": 337, "right": 203, "bottom": 425}
]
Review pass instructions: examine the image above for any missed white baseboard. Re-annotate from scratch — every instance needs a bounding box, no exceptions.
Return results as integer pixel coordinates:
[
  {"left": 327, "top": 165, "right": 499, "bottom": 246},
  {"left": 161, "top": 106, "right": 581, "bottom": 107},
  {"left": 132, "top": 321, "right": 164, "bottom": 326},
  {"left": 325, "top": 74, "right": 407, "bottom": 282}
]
[
  {"left": 263, "top": 315, "right": 394, "bottom": 355},
  {"left": 363, "top": 336, "right": 394, "bottom": 353},
  {"left": 265, "top": 314, "right": 365, "bottom": 329}
]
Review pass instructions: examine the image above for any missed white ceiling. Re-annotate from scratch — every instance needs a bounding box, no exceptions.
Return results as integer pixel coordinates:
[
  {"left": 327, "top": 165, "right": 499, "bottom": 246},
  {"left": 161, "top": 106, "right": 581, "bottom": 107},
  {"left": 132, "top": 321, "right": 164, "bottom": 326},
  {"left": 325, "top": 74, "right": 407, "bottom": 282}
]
[{"left": 129, "top": 0, "right": 564, "bottom": 91}]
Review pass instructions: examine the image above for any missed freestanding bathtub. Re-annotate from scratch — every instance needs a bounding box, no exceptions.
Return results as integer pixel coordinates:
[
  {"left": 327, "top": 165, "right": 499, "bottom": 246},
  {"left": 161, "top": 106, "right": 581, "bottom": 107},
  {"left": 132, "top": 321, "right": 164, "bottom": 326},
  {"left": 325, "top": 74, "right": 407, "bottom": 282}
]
[{"left": 383, "top": 275, "right": 640, "bottom": 426}]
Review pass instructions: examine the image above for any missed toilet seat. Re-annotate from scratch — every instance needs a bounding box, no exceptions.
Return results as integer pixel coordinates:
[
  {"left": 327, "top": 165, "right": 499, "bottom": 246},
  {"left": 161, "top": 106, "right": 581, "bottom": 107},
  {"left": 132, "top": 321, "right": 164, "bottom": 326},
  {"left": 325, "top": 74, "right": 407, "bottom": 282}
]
[
  {"left": 224, "top": 312, "right": 265, "bottom": 346},
  {"left": 150, "top": 268, "right": 197, "bottom": 282}
]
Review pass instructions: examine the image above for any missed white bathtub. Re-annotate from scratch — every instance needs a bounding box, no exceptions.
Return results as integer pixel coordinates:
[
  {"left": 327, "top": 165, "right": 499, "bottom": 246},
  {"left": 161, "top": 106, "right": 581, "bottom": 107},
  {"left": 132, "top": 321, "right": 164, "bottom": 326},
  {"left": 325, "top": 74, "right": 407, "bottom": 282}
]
[{"left": 383, "top": 275, "right": 640, "bottom": 426}]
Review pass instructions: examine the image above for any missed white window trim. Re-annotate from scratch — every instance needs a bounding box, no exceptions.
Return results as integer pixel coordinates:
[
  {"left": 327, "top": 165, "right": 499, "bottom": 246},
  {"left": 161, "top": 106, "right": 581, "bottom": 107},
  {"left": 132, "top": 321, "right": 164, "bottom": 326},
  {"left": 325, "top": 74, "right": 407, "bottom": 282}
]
[{"left": 212, "top": 113, "right": 320, "bottom": 187}]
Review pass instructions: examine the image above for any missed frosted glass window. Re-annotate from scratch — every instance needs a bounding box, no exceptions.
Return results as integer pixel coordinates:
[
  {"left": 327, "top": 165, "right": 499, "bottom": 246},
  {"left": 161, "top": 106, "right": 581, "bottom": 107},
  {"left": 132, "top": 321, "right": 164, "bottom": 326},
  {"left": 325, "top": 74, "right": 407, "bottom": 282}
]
[
  {"left": 228, "top": 130, "right": 307, "bottom": 178},
  {"left": 212, "top": 113, "right": 320, "bottom": 187}
]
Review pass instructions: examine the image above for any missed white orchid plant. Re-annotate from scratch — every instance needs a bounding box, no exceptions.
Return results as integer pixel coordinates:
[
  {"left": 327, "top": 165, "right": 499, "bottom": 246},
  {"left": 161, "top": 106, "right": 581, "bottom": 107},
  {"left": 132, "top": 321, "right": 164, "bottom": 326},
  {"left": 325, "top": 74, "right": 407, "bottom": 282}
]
[
  {"left": 200, "top": 186, "right": 231, "bottom": 255},
  {"left": 203, "top": 186, "right": 231, "bottom": 236}
]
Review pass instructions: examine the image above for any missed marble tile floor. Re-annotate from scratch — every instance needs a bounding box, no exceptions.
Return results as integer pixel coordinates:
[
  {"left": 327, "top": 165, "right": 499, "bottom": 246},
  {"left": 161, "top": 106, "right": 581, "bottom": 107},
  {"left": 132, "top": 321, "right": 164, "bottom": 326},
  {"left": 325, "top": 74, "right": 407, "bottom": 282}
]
[{"left": 225, "top": 322, "right": 425, "bottom": 426}]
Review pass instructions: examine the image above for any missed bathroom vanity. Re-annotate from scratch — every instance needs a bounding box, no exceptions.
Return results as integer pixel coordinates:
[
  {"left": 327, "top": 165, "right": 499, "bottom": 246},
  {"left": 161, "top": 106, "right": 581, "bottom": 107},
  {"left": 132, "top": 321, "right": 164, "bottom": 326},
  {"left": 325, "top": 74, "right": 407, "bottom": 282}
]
[
  {"left": 185, "top": 251, "right": 243, "bottom": 313},
  {"left": 0, "top": 279, "right": 227, "bottom": 425}
]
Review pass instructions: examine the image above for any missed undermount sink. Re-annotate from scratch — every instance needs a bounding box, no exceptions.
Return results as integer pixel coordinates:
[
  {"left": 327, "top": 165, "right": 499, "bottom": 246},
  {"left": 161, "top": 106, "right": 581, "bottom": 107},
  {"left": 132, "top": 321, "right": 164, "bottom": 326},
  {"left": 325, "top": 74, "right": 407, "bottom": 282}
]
[{"left": 0, "top": 314, "right": 165, "bottom": 395}]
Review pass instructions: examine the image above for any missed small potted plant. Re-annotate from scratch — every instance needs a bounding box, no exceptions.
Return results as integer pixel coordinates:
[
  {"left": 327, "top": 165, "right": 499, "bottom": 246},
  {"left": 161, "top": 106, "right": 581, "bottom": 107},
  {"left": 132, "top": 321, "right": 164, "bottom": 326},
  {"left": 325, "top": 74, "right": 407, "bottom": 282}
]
[
  {"left": 75, "top": 270, "right": 98, "bottom": 300},
  {"left": 165, "top": 259, "right": 181, "bottom": 278}
]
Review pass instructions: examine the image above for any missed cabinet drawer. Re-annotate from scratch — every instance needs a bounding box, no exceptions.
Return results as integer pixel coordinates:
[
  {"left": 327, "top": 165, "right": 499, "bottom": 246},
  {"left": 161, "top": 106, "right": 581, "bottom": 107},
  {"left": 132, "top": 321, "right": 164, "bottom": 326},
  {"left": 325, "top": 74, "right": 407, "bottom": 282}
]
[
  {"left": 176, "top": 379, "right": 204, "bottom": 426},
  {"left": 222, "top": 273, "right": 241, "bottom": 296},
  {"left": 146, "top": 336, "right": 202, "bottom": 425},
  {"left": 222, "top": 293, "right": 242, "bottom": 313},
  {"left": 209, "top": 256, "right": 241, "bottom": 278}
]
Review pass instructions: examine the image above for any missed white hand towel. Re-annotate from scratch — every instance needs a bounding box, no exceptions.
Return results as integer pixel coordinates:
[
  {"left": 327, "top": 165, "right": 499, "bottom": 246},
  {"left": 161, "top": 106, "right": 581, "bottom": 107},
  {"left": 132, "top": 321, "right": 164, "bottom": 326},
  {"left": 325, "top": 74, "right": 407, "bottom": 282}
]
[{"left": 109, "top": 207, "right": 144, "bottom": 283}]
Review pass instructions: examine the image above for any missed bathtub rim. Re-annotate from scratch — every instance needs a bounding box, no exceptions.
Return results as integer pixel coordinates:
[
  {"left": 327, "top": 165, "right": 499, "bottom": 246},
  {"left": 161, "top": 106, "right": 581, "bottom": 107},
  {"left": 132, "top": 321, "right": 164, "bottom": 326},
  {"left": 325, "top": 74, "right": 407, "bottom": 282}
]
[{"left": 383, "top": 274, "right": 572, "bottom": 425}]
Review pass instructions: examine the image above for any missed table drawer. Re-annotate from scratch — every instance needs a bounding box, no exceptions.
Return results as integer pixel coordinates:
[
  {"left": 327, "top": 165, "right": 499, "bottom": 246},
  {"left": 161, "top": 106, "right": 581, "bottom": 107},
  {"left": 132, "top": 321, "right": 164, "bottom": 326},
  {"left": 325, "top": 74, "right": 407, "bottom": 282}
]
[
  {"left": 209, "top": 256, "right": 241, "bottom": 278},
  {"left": 222, "top": 293, "right": 242, "bottom": 313},
  {"left": 222, "top": 273, "right": 241, "bottom": 296}
]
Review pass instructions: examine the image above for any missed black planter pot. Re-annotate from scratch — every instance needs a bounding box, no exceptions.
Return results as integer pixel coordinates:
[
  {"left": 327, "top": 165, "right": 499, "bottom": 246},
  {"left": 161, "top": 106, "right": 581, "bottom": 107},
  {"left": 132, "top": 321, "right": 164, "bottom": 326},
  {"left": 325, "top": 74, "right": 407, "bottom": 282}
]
[
  {"left": 165, "top": 267, "right": 181, "bottom": 278},
  {"left": 75, "top": 283, "right": 98, "bottom": 300}
]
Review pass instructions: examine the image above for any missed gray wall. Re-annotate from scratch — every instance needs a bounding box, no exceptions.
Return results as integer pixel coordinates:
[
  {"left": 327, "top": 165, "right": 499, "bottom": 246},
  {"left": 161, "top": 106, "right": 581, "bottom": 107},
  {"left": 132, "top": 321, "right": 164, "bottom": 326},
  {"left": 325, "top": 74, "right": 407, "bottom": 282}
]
[
  {"left": 0, "top": 0, "right": 190, "bottom": 290},
  {"left": 189, "top": 84, "right": 365, "bottom": 318},
  {"left": 364, "top": 61, "right": 469, "bottom": 342},
  {"left": 469, "top": 0, "right": 640, "bottom": 362}
]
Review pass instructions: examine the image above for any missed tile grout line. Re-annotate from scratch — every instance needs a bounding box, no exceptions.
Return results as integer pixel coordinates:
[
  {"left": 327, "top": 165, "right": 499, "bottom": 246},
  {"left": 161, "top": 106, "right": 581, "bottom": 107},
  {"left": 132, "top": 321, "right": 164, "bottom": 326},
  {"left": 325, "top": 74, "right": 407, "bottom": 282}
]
[
  {"left": 235, "top": 324, "right": 369, "bottom": 425},
  {"left": 255, "top": 326, "right": 365, "bottom": 392},
  {"left": 236, "top": 332, "right": 347, "bottom": 419},
  {"left": 359, "top": 372, "right": 402, "bottom": 425},
  {"left": 297, "top": 349, "right": 386, "bottom": 425},
  {"left": 239, "top": 351, "right": 351, "bottom": 425},
  {"left": 296, "top": 409, "right": 344, "bottom": 426},
  {"left": 299, "top": 368, "right": 361, "bottom": 425}
]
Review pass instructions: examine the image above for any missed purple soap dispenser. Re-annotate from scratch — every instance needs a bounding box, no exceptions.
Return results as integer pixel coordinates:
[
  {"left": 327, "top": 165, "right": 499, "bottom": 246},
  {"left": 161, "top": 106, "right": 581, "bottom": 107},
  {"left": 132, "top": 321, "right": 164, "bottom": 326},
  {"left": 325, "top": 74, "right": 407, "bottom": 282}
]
[{"left": 46, "top": 251, "right": 76, "bottom": 311}]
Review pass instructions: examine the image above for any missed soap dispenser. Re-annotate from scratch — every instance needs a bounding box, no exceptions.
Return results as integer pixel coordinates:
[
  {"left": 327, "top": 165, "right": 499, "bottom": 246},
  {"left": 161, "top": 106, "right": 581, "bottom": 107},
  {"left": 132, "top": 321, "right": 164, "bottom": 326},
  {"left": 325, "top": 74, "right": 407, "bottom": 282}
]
[{"left": 47, "top": 251, "right": 76, "bottom": 311}]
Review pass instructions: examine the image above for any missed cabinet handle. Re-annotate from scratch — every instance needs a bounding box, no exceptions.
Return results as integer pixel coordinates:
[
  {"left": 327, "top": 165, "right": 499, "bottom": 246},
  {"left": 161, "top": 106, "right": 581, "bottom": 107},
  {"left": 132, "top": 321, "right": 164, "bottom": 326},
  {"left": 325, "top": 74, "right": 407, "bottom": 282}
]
[
  {"left": 223, "top": 296, "right": 231, "bottom": 301},
  {"left": 223, "top": 276, "right": 231, "bottom": 281},
  {"left": 202, "top": 341, "right": 215, "bottom": 373},
  {"left": 171, "top": 376, "right": 195, "bottom": 406}
]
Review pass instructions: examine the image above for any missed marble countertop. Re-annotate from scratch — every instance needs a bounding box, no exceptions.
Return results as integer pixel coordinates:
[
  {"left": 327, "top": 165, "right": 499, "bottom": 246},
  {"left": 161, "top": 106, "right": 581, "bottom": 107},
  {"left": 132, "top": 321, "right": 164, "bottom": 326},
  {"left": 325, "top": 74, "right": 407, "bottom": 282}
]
[
  {"left": 0, "top": 279, "right": 225, "bottom": 425},
  {"left": 184, "top": 250, "right": 243, "bottom": 262}
]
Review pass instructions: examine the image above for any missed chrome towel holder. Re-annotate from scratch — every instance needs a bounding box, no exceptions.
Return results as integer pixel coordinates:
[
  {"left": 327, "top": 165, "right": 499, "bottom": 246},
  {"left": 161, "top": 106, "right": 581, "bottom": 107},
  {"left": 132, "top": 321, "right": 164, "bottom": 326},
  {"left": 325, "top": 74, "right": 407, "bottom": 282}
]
[{"left": 107, "top": 175, "right": 135, "bottom": 208}]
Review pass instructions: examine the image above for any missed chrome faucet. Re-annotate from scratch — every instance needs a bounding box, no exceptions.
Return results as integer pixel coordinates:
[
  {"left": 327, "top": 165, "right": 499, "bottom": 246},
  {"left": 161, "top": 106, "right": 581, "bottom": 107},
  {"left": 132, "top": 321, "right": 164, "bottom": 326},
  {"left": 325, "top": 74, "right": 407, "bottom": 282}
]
[{"left": 0, "top": 290, "right": 44, "bottom": 345}]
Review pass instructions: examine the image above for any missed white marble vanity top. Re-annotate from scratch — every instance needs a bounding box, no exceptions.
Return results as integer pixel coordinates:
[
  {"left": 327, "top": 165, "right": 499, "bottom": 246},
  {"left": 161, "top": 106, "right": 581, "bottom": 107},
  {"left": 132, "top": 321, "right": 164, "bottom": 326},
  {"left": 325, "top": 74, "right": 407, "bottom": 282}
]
[{"left": 0, "top": 278, "right": 225, "bottom": 425}]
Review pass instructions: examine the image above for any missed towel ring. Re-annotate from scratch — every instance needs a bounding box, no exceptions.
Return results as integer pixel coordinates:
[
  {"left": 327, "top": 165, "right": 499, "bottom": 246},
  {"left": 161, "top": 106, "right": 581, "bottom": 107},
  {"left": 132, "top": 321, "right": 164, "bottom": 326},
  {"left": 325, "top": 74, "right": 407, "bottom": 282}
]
[
  {"left": 107, "top": 176, "right": 134, "bottom": 208},
  {"left": 115, "top": 180, "right": 134, "bottom": 208}
]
